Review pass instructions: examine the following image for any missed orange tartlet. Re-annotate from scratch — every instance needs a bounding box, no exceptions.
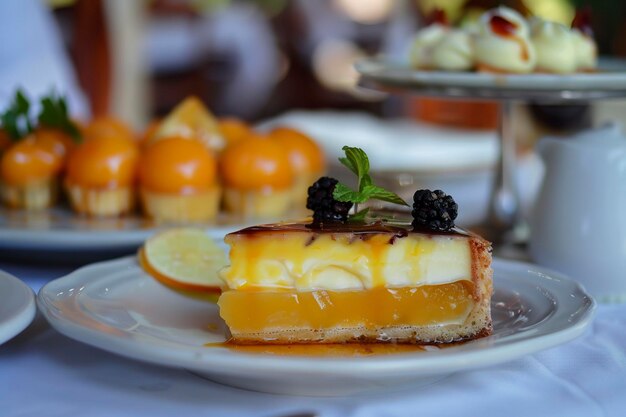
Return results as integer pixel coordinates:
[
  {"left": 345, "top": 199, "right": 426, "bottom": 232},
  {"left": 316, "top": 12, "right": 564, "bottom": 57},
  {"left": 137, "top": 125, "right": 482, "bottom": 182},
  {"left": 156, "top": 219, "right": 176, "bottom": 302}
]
[
  {"left": 269, "top": 126, "right": 325, "bottom": 207},
  {"left": 34, "top": 128, "right": 75, "bottom": 166},
  {"left": 0, "top": 134, "right": 64, "bottom": 209},
  {"left": 83, "top": 116, "right": 135, "bottom": 143},
  {"left": 65, "top": 134, "right": 139, "bottom": 216},
  {"left": 219, "top": 134, "right": 293, "bottom": 218},
  {"left": 218, "top": 118, "right": 252, "bottom": 147},
  {"left": 147, "top": 97, "right": 224, "bottom": 152},
  {"left": 139, "top": 137, "right": 220, "bottom": 223}
]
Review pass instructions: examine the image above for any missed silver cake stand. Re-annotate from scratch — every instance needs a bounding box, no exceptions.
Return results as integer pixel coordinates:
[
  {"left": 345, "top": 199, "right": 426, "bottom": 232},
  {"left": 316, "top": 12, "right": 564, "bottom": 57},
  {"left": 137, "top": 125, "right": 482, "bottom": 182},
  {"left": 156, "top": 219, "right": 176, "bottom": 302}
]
[{"left": 356, "top": 57, "right": 626, "bottom": 244}]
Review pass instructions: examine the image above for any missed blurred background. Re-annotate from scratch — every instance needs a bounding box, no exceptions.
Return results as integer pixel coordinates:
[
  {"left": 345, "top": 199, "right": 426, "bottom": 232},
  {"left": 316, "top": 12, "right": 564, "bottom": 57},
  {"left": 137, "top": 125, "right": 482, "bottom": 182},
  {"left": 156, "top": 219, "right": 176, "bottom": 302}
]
[
  {"left": 2, "top": 0, "right": 626, "bottom": 227},
  {"left": 4, "top": 0, "right": 624, "bottom": 125}
]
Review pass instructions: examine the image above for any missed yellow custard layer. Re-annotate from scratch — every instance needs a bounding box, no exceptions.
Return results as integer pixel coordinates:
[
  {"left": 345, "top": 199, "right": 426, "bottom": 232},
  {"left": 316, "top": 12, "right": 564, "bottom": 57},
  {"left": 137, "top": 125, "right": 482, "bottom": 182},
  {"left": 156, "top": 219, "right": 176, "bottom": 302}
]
[
  {"left": 218, "top": 282, "right": 476, "bottom": 333},
  {"left": 220, "top": 230, "right": 472, "bottom": 291}
]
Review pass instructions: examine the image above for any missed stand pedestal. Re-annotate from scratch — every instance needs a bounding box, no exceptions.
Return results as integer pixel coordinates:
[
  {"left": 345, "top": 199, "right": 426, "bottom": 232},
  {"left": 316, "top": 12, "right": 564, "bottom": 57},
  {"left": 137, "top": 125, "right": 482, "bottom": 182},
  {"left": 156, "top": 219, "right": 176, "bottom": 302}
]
[{"left": 483, "top": 100, "right": 525, "bottom": 244}]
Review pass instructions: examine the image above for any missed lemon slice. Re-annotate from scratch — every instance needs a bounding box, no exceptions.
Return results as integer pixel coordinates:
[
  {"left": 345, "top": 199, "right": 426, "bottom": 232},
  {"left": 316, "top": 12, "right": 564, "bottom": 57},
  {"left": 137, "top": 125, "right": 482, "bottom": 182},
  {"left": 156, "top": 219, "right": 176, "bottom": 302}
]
[
  {"left": 150, "top": 96, "right": 224, "bottom": 151},
  {"left": 140, "top": 228, "right": 227, "bottom": 298}
]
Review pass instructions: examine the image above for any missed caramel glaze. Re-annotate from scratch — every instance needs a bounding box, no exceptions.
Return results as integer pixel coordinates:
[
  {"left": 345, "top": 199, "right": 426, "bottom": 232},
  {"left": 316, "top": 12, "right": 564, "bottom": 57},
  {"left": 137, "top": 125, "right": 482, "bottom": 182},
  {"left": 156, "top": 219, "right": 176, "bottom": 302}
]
[{"left": 204, "top": 341, "right": 428, "bottom": 356}]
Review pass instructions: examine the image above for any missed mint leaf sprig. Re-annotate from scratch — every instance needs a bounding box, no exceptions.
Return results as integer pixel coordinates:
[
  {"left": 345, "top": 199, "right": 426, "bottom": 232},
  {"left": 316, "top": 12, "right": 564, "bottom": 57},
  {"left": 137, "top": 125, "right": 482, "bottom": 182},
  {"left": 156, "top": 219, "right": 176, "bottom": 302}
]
[{"left": 332, "top": 146, "right": 408, "bottom": 220}]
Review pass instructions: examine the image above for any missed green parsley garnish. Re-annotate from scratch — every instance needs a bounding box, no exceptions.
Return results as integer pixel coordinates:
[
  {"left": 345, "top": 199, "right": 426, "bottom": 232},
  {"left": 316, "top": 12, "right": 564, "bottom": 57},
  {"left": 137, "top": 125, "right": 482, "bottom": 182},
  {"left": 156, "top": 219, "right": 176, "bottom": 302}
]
[
  {"left": 333, "top": 146, "right": 409, "bottom": 219},
  {"left": 37, "top": 93, "right": 82, "bottom": 142},
  {"left": 0, "top": 89, "right": 33, "bottom": 140},
  {"left": 0, "top": 89, "right": 82, "bottom": 142}
]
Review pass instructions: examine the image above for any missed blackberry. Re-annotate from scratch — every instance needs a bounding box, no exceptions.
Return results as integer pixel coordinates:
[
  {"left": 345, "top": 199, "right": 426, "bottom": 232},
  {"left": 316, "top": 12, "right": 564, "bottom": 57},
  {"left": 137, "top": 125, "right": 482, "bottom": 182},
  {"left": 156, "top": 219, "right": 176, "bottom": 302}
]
[
  {"left": 411, "top": 189, "right": 458, "bottom": 232},
  {"left": 306, "top": 177, "right": 353, "bottom": 224}
]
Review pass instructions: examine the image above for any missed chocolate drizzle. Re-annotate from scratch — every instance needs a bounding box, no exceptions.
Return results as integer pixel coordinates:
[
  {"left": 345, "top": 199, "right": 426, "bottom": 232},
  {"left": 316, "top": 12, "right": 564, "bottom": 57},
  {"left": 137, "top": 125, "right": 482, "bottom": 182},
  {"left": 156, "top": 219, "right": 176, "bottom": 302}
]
[{"left": 230, "top": 219, "right": 472, "bottom": 240}]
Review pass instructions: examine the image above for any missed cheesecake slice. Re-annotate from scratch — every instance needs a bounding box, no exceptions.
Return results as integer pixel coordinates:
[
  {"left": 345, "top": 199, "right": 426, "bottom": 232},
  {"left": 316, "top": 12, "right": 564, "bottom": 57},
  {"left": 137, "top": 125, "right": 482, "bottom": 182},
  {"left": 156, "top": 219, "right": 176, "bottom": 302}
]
[{"left": 218, "top": 221, "right": 492, "bottom": 344}]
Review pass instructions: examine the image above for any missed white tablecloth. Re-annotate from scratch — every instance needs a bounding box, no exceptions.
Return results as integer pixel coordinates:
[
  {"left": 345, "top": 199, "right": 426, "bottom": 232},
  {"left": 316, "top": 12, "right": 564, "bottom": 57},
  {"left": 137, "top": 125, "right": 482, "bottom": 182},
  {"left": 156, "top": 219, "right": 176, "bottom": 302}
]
[{"left": 1, "top": 261, "right": 625, "bottom": 417}]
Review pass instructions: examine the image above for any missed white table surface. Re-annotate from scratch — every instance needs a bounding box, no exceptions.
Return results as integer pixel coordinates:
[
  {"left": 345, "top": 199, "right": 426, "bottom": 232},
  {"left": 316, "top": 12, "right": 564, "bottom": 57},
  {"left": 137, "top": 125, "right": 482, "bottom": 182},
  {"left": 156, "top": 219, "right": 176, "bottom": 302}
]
[{"left": 1, "top": 260, "right": 625, "bottom": 417}]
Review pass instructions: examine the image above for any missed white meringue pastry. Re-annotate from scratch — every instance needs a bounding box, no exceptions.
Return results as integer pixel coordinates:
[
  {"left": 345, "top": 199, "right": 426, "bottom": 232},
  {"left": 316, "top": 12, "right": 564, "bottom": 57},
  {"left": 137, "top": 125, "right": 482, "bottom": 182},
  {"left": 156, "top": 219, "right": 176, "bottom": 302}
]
[
  {"left": 474, "top": 7, "right": 536, "bottom": 73},
  {"left": 409, "top": 23, "right": 448, "bottom": 69},
  {"left": 571, "top": 28, "right": 597, "bottom": 71},
  {"left": 432, "top": 29, "right": 474, "bottom": 71},
  {"left": 530, "top": 18, "right": 577, "bottom": 73}
]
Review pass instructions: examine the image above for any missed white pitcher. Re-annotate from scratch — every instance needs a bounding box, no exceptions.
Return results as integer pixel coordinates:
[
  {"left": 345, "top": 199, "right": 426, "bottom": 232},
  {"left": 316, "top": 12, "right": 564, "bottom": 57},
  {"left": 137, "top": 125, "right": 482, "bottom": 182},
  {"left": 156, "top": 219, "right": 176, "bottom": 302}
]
[{"left": 528, "top": 123, "right": 626, "bottom": 302}]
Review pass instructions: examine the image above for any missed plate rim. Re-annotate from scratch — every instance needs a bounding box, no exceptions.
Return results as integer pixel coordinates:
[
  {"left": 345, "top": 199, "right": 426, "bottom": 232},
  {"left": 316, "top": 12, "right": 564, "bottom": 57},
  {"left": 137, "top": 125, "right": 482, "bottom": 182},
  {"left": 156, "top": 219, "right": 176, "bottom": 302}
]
[
  {"left": 355, "top": 57, "right": 626, "bottom": 92},
  {"left": 37, "top": 256, "right": 596, "bottom": 377},
  {"left": 0, "top": 226, "right": 237, "bottom": 251},
  {"left": 0, "top": 270, "right": 36, "bottom": 345}
]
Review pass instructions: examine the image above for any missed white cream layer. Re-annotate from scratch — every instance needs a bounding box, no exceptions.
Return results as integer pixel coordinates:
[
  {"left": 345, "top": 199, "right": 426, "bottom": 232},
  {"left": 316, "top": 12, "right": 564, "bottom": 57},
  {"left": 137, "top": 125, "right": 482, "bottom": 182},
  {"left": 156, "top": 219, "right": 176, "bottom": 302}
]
[{"left": 220, "top": 232, "right": 472, "bottom": 291}]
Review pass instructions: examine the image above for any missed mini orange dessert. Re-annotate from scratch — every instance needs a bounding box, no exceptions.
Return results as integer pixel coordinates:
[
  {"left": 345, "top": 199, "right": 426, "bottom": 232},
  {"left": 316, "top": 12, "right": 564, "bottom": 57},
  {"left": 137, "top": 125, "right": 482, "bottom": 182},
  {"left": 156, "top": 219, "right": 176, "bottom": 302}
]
[
  {"left": 269, "top": 126, "right": 325, "bottom": 208},
  {"left": 33, "top": 128, "right": 75, "bottom": 166},
  {"left": 218, "top": 118, "right": 251, "bottom": 147},
  {"left": 138, "top": 137, "right": 220, "bottom": 223},
  {"left": 220, "top": 134, "right": 293, "bottom": 218},
  {"left": 148, "top": 97, "right": 224, "bottom": 152},
  {"left": 65, "top": 134, "right": 139, "bottom": 216},
  {"left": 0, "top": 135, "right": 64, "bottom": 209},
  {"left": 84, "top": 116, "right": 135, "bottom": 143}
]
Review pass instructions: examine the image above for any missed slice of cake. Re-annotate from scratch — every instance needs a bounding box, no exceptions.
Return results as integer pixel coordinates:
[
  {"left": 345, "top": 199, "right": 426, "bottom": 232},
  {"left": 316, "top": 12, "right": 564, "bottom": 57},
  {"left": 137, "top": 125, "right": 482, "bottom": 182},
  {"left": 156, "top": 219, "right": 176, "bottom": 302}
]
[
  {"left": 217, "top": 147, "right": 492, "bottom": 345},
  {"left": 218, "top": 221, "right": 492, "bottom": 344}
]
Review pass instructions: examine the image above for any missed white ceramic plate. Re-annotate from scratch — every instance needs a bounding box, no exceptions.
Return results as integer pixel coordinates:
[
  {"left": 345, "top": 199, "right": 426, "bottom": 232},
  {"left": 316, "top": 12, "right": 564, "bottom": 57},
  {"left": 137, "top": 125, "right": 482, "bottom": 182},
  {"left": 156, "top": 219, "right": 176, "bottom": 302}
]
[
  {"left": 0, "top": 270, "right": 36, "bottom": 345},
  {"left": 37, "top": 256, "right": 594, "bottom": 396},
  {"left": 0, "top": 207, "right": 258, "bottom": 260},
  {"left": 356, "top": 57, "right": 626, "bottom": 99}
]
